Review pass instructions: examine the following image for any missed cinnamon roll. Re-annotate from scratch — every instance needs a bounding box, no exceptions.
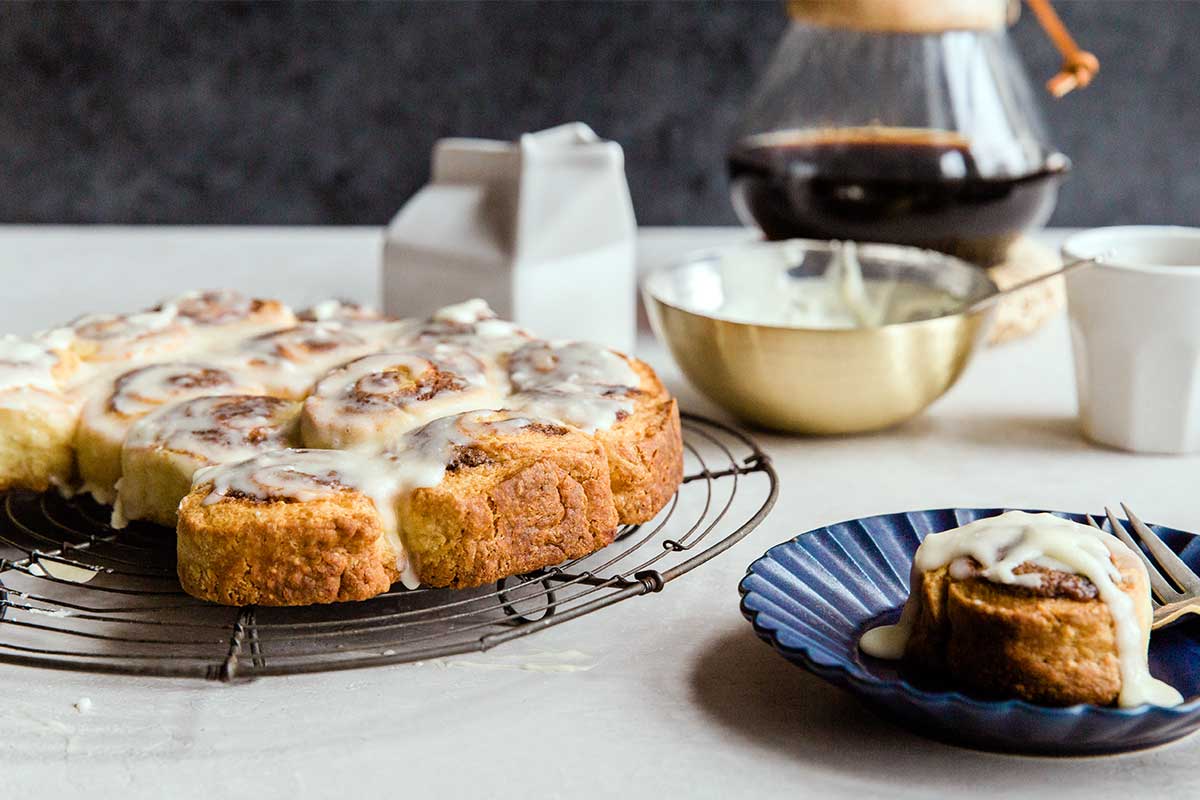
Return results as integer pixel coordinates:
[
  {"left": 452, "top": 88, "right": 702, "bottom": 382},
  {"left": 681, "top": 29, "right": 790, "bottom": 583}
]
[
  {"left": 506, "top": 340, "right": 683, "bottom": 524},
  {"left": 0, "top": 335, "right": 83, "bottom": 492},
  {"left": 860, "top": 511, "right": 1182, "bottom": 708},
  {"left": 176, "top": 409, "right": 619, "bottom": 604},
  {"left": 400, "top": 298, "right": 533, "bottom": 356},
  {"left": 76, "top": 362, "right": 265, "bottom": 504},
  {"left": 64, "top": 305, "right": 192, "bottom": 365},
  {"left": 299, "top": 346, "right": 505, "bottom": 449},
  {"left": 223, "top": 321, "right": 388, "bottom": 399},
  {"left": 115, "top": 394, "right": 301, "bottom": 528},
  {"left": 177, "top": 448, "right": 415, "bottom": 605},
  {"left": 165, "top": 289, "right": 296, "bottom": 338},
  {"left": 395, "top": 410, "right": 619, "bottom": 589}
]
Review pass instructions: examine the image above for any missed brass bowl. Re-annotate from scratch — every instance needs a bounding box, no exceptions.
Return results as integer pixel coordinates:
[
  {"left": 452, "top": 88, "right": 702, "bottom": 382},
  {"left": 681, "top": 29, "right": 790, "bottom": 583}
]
[{"left": 642, "top": 240, "right": 996, "bottom": 434}]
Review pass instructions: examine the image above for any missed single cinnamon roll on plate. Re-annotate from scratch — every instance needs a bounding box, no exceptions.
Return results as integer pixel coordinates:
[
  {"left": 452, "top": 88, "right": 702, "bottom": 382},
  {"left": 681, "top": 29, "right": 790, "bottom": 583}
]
[
  {"left": 506, "top": 340, "right": 683, "bottom": 524},
  {"left": 176, "top": 410, "right": 620, "bottom": 605},
  {"left": 0, "top": 335, "right": 83, "bottom": 492},
  {"left": 115, "top": 394, "right": 301, "bottom": 528},
  {"left": 860, "top": 511, "right": 1183, "bottom": 708},
  {"left": 76, "top": 361, "right": 265, "bottom": 504},
  {"left": 299, "top": 345, "right": 506, "bottom": 449}
]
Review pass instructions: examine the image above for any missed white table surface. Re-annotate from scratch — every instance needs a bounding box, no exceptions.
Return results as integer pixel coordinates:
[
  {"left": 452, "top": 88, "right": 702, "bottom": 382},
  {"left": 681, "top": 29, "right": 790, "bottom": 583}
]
[{"left": 2, "top": 226, "right": 1197, "bottom": 799}]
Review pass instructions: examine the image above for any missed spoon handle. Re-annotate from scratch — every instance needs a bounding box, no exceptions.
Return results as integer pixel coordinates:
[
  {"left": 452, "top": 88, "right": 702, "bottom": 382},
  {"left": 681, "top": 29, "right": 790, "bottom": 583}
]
[{"left": 966, "top": 255, "right": 1099, "bottom": 315}]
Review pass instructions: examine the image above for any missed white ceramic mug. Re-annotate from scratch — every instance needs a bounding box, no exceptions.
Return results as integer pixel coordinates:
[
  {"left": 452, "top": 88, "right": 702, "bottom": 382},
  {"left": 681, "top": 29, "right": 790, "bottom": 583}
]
[{"left": 1063, "top": 226, "right": 1200, "bottom": 454}]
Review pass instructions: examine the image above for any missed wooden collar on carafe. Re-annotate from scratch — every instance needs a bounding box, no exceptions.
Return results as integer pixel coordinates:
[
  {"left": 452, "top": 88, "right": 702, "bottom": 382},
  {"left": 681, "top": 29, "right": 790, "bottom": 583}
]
[{"left": 786, "top": 0, "right": 1013, "bottom": 33}]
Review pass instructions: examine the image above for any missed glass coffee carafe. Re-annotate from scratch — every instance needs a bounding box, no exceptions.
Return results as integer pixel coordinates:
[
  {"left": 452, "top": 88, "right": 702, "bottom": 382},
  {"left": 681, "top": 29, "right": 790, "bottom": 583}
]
[{"left": 730, "top": 0, "right": 1094, "bottom": 264}]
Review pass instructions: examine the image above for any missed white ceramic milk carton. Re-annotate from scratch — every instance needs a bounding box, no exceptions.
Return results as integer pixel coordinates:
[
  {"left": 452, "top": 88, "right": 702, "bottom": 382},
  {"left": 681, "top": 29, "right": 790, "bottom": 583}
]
[{"left": 381, "top": 123, "right": 637, "bottom": 352}]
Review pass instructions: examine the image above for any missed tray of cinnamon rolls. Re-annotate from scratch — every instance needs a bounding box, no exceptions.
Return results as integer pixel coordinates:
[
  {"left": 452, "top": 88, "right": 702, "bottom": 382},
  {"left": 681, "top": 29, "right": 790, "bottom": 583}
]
[{"left": 0, "top": 291, "right": 683, "bottom": 607}]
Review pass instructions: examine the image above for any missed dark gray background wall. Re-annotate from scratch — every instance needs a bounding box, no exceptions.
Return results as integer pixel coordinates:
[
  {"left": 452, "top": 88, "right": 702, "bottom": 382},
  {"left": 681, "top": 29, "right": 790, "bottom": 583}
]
[{"left": 2, "top": 1, "right": 1195, "bottom": 226}]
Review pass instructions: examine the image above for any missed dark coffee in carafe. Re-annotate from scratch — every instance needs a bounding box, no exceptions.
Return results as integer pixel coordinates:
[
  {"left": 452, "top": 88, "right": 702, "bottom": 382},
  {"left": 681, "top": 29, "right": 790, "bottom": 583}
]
[{"left": 728, "top": 127, "right": 1067, "bottom": 260}]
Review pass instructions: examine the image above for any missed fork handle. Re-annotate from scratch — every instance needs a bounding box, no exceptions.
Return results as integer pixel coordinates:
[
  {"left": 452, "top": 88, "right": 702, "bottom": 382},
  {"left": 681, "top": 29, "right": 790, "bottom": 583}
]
[{"left": 1152, "top": 597, "right": 1200, "bottom": 629}]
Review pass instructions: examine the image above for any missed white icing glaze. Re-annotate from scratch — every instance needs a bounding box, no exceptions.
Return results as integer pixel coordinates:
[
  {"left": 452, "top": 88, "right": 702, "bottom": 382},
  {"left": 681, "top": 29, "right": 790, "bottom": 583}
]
[
  {"left": 168, "top": 289, "right": 258, "bottom": 325},
  {"left": 713, "top": 241, "right": 963, "bottom": 330},
  {"left": 34, "top": 326, "right": 76, "bottom": 353},
  {"left": 300, "top": 299, "right": 384, "bottom": 323},
  {"left": 0, "top": 335, "right": 60, "bottom": 395},
  {"left": 392, "top": 409, "right": 550, "bottom": 481},
  {"left": 432, "top": 298, "right": 493, "bottom": 325},
  {"left": 225, "top": 321, "right": 385, "bottom": 398},
  {"left": 83, "top": 362, "right": 265, "bottom": 449},
  {"left": 124, "top": 394, "right": 298, "bottom": 463},
  {"left": 68, "top": 304, "right": 189, "bottom": 362},
  {"left": 194, "top": 410, "right": 558, "bottom": 588},
  {"left": 405, "top": 300, "right": 531, "bottom": 356},
  {"left": 506, "top": 340, "right": 641, "bottom": 433},
  {"left": 303, "top": 346, "right": 507, "bottom": 448},
  {"left": 860, "top": 511, "right": 1182, "bottom": 708},
  {"left": 115, "top": 396, "right": 299, "bottom": 529},
  {"left": 107, "top": 363, "right": 255, "bottom": 418}
]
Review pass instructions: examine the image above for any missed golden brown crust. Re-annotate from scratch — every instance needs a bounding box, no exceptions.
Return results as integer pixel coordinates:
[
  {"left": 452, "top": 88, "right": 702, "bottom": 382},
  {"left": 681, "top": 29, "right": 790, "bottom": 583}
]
[
  {"left": 177, "top": 487, "right": 401, "bottom": 606},
  {"left": 401, "top": 424, "right": 619, "bottom": 588},
  {"left": 598, "top": 357, "right": 684, "bottom": 524},
  {"left": 904, "top": 553, "right": 1149, "bottom": 706},
  {"left": 177, "top": 416, "right": 624, "bottom": 603}
]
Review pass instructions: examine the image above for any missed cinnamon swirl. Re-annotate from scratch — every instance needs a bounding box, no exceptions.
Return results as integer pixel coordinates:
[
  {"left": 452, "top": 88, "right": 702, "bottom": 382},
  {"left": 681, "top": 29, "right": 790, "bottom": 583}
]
[
  {"left": 116, "top": 394, "right": 301, "bottom": 528},
  {"left": 64, "top": 305, "right": 192, "bottom": 365},
  {"left": 299, "top": 346, "right": 505, "bottom": 449},
  {"left": 166, "top": 289, "right": 296, "bottom": 339},
  {"left": 224, "top": 321, "right": 389, "bottom": 399},
  {"left": 76, "top": 362, "right": 265, "bottom": 503}
]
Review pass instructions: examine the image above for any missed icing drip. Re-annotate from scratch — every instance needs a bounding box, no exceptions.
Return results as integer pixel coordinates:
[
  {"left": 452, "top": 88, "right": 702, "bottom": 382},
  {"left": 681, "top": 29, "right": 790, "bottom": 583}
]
[
  {"left": 859, "top": 511, "right": 1182, "bottom": 708},
  {"left": 506, "top": 340, "right": 641, "bottom": 433},
  {"left": 195, "top": 409, "right": 565, "bottom": 589},
  {"left": 195, "top": 449, "right": 424, "bottom": 588}
]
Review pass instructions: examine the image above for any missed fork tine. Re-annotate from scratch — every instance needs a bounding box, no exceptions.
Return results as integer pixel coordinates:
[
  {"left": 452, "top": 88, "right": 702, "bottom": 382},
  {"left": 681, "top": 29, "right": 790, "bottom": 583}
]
[
  {"left": 1121, "top": 503, "right": 1200, "bottom": 593},
  {"left": 1104, "top": 507, "right": 1181, "bottom": 603}
]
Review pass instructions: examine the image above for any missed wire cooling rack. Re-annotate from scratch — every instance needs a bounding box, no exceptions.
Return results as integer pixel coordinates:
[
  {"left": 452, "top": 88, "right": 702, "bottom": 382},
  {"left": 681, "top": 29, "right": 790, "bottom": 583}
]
[{"left": 0, "top": 413, "right": 777, "bottom": 681}]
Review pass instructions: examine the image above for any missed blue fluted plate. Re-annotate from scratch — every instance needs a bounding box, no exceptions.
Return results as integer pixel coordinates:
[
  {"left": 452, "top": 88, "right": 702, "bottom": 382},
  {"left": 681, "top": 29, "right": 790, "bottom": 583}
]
[{"left": 739, "top": 508, "right": 1200, "bottom": 756}]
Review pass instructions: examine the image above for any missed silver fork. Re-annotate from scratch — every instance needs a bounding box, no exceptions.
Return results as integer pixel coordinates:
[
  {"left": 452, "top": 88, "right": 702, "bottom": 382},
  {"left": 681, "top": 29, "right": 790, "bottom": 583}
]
[{"left": 1085, "top": 503, "right": 1200, "bottom": 629}]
